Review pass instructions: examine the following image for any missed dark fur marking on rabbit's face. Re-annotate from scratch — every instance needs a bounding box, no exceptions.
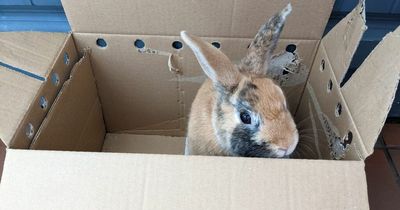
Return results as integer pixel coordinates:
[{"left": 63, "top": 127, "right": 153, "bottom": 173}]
[{"left": 231, "top": 125, "right": 276, "bottom": 158}]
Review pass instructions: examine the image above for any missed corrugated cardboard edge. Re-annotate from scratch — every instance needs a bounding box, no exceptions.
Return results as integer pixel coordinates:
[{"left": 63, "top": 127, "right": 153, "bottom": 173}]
[
  {"left": 30, "top": 52, "right": 105, "bottom": 151},
  {"left": 0, "top": 149, "right": 369, "bottom": 210}
]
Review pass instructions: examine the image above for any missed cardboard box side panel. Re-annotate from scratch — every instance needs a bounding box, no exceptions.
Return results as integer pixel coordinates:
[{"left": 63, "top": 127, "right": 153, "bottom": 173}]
[
  {"left": 73, "top": 33, "right": 182, "bottom": 133},
  {"left": 61, "top": 0, "right": 334, "bottom": 40},
  {"left": 0, "top": 66, "right": 42, "bottom": 147},
  {"left": 322, "top": 1, "right": 366, "bottom": 84},
  {"left": 0, "top": 150, "right": 369, "bottom": 210},
  {"left": 73, "top": 33, "right": 318, "bottom": 133},
  {"left": 30, "top": 55, "right": 105, "bottom": 151},
  {"left": 342, "top": 26, "right": 400, "bottom": 157},
  {"left": 9, "top": 35, "right": 79, "bottom": 149},
  {"left": 102, "top": 133, "right": 185, "bottom": 154},
  {"left": 300, "top": 45, "right": 365, "bottom": 160},
  {"left": 0, "top": 32, "right": 68, "bottom": 78}
]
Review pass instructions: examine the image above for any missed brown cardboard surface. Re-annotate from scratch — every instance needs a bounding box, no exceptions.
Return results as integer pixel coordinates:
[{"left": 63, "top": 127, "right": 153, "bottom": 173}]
[
  {"left": 0, "top": 32, "right": 68, "bottom": 78},
  {"left": 0, "top": 66, "right": 41, "bottom": 147},
  {"left": 30, "top": 54, "right": 105, "bottom": 151},
  {"left": 62, "top": 0, "right": 334, "bottom": 40},
  {"left": 294, "top": 2, "right": 370, "bottom": 160},
  {"left": 73, "top": 33, "right": 318, "bottom": 133},
  {"left": 102, "top": 133, "right": 185, "bottom": 154},
  {"left": 5, "top": 34, "right": 79, "bottom": 149},
  {"left": 322, "top": 1, "right": 367, "bottom": 83},
  {"left": 342, "top": 26, "right": 400, "bottom": 157},
  {"left": 0, "top": 149, "right": 369, "bottom": 210}
]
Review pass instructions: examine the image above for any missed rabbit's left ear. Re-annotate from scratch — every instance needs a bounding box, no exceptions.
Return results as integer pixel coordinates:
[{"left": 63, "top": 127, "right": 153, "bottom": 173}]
[
  {"left": 239, "top": 3, "right": 292, "bottom": 76},
  {"left": 181, "top": 31, "right": 241, "bottom": 89}
]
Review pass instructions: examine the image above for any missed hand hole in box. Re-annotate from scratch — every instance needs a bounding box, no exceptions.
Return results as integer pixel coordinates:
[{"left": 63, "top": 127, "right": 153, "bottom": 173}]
[
  {"left": 327, "top": 79, "right": 333, "bottom": 93},
  {"left": 51, "top": 73, "right": 60, "bottom": 86},
  {"left": 285, "top": 44, "right": 296, "bottom": 53},
  {"left": 211, "top": 41, "right": 221, "bottom": 49},
  {"left": 320, "top": 59, "right": 325, "bottom": 72},
  {"left": 64, "top": 52, "right": 70, "bottom": 65},
  {"left": 335, "top": 102, "right": 342, "bottom": 117},
  {"left": 134, "top": 39, "right": 145, "bottom": 49},
  {"left": 25, "top": 123, "right": 35, "bottom": 140},
  {"left": 96, "top": 38, "right": 107, "bottom": 48},
  {"left": 172, "top": 41, "right": 183, "bottom": 50},
  {"left": 39, "top": 96, "right": 48, "bottom": 110}
]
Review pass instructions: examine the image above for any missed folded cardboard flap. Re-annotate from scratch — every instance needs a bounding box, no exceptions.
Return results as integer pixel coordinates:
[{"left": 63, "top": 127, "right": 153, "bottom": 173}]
[
  {"left": 0, "top": 32, "right": 68, "bottom": 78},
  {"left": 0, "top": 33, "right": 78, "bottom": 149},
  {"left": 0, "top": 149, "right": 369, "bottom": 210},
  {"left": 0, "top": 66, "right": 42, "bottom": 146},
  {"left": 31, "top": 54, "right": 105, "bottom": 151},
  {"left": 342, "top": 26, "right": 400, "bottom": 157},
  {"left": 62, "top": 0, "right": 335, "bottom": 40}
]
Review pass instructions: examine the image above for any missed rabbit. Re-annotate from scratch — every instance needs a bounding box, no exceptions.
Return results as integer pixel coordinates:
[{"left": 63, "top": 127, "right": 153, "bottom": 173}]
[{"left": 181, "top": 4, "right": 298, "bottom": 158}]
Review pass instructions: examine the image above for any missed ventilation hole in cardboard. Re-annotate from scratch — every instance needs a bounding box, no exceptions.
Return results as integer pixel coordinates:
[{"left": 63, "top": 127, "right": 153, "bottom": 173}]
[
  {"left": 327, "top": 79, "right": 333, "bottom": 92},
  {"left": 63, "top": 52, "right": 70, "bottom": 65},
  {"left": 134, "top": 39, "right": 145, "bottom": 49},
  {"left": 342, "top": 131, "right": 353, "bottom": 147},
  {"left": 211, "top": 42, "right": 221, "bottom": 49},
  {"left": 25, "top": 123, "right": 35, "bottom": 140},
  {"left": 96, "top": 38, "right": 107, "bottom": 48},
  {"left": 39, "top": 96, "right": 48, "bottom": 110},
  {"left": 285, "top": 44, "right": 296, "bottom": 53},
  {"left": 172, "top": 41, "right": 183, "bottom": 49},
  {"left": 335, "top": 103, "right": 342, "bottom": 117},
  {"left": 320, "top": 59, "right": 325, "bottom": 72},
  {"left": 51, "top": 73, "right": 60, "bottom": 86}
]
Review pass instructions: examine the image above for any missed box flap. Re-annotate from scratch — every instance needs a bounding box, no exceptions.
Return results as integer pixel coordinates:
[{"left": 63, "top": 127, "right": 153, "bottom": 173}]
[
  {"left": 30, "top": 54, "right": 105, "bottom": 151},
  {"left": 0, "top": 32, "right": 68, "bottom": 79},
  {"left": 342, "top": 26, "right": 400, "bottom": 157},
  {"left": 0, "top": 67, "right": 42, "bottom": 147},
  {"left": 321, "top": 0, "right": 367, "bottom": 83},
  {"left": 0, "top": 149, "right": 369, "bottom": 210},
  {"left": 62, "top": 0, "right": 334, "bottom": 40},
  {"left": 294, "top": 1, "right": 370, "bottom": 160},
  {"left": 0, "top": 32, "right": 78, "bottom": 149}
]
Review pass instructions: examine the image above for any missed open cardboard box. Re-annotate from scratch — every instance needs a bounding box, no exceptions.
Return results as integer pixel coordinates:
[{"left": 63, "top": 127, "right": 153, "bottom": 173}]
[{"left": 0, "top": 0, "right": 399, "bottom": 209}]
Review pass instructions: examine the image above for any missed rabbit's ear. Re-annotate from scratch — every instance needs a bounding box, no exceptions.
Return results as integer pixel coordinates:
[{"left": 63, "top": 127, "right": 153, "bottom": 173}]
[
  {"left": 240, "top": 3, "right": 292, "bottom": 76},
  {"left": 181, "top": 31, "right": 241, "bottom": 89}
]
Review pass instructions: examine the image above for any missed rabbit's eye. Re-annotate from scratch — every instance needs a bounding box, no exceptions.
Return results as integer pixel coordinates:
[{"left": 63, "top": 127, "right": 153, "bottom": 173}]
[{"left": 240, "top": 111, "right": 252, "bottom": 124}]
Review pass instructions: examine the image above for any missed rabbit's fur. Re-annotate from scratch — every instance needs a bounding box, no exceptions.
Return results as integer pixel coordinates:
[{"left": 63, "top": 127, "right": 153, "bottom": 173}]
[{"left": 182, "top": 4, "right": 298, "bottom": 158}]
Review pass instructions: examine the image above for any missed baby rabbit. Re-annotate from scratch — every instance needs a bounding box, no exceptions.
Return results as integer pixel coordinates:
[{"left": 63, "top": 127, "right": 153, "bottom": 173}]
[{"left": 182, "top": 4, "right": 298, "bottom": 158}]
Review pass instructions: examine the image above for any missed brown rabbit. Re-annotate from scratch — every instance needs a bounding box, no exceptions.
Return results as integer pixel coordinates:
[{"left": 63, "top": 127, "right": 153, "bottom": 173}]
[{"left": 182, "top": 4, "right": 298, "bottom": 158}]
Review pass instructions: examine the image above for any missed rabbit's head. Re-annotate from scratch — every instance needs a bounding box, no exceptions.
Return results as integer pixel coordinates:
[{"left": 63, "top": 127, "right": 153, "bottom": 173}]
[{"left": 182, "top": 4, "right": 298, "bottom": 158}]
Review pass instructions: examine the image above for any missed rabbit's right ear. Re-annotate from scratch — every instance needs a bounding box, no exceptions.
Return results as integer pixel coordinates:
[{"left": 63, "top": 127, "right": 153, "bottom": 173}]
[{"left": 181, "top": 31, "right": 241, "bottom": 89}]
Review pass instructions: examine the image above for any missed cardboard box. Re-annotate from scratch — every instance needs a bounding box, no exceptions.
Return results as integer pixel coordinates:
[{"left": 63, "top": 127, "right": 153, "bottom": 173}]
[{"left": 0, "top": 0, "right": 399, "bottom": 209}]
